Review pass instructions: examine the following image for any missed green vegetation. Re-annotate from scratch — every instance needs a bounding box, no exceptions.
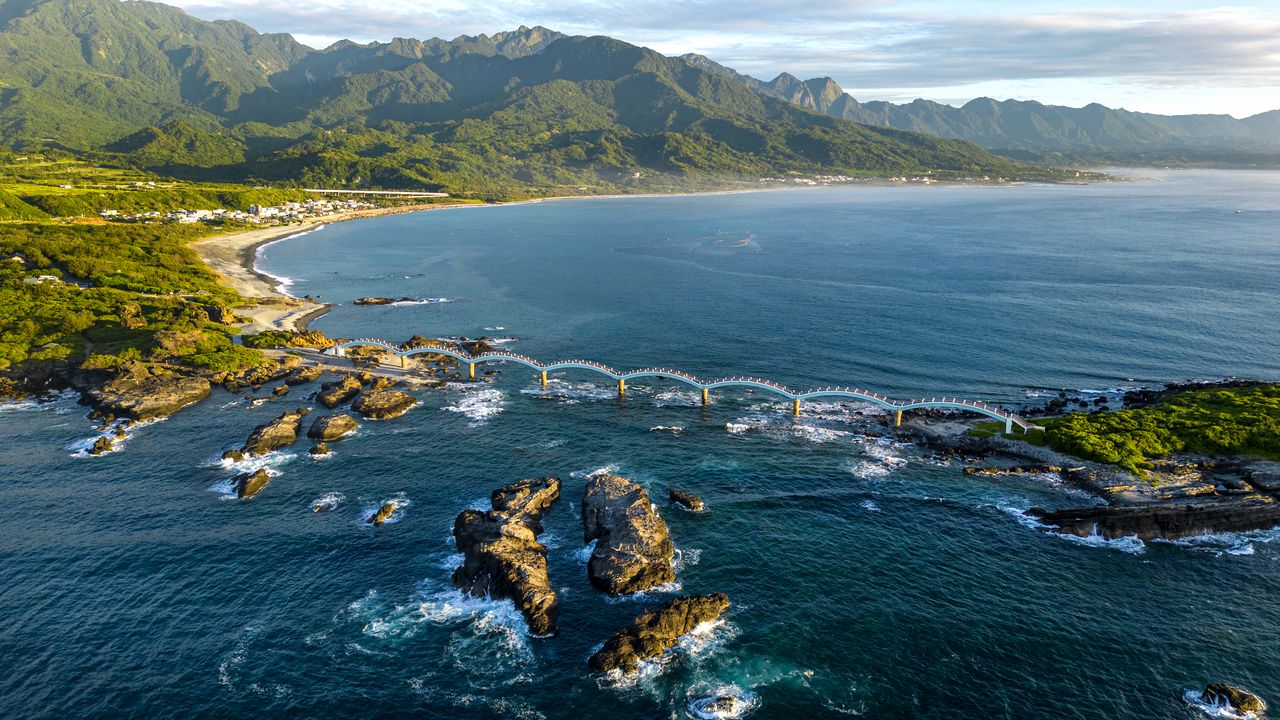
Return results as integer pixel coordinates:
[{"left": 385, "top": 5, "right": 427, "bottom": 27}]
[
  {"left": 0, "top": 0, "right": 1078, "bottom": 201},
  {"left": 978, "top": 386, "right": 1280, "bottom": 475},
  {"left": 0, "top": 220, "right": 265, "bottom": 376}
]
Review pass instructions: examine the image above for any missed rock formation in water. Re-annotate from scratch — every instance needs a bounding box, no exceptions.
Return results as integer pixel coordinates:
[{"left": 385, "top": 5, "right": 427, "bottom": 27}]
[
  {"left": 582, "top": 474, "right": 675, "bottom": 595},
  {"left": 1029, "top": 500, "right": 1280, "bottom": 541},
  {"left": 353, "top": 296, "right": 397, "bottom": 305},
  {"left": 289, "top": 365, "right": 324, "bottom": 385},
  {"left": 89, "top": 436, "right": 114, "bottom": 455},
  {"left": 588, "top": 593, "right": 730, "bottom": 673},
  {"left": 235, "top": 469, "right": 270, "bottom": 499},
  {"left": 80, "top": 363, "right": 211, "bottom": 421},
  {"left": 308, "top": 442, "right": 329, "bottom": 455},
  {"left": 223, "top": 407, "right": 309, "bottom": 461},
  {"left": 669, "top": 488, "right": 705, "bottom": 511},
  {"left": 352, "top": 388, "right": 415, "bottom": 419},
  {"left": 307, "top": 413, "right": 358, "bottom": 441},
  {"left": 368, "top": 502, "right": 398, "bottom": 526},
  {"left": 317, "top": 376, "right": 361, "bottom": 408},
  {"left": 1199, "top": 684, "right": 1267, "bottom": 716},
  {"left": 453, "top": 476, "right": 562, "bottom": 635},
  {"left": 216, "top": 357, "right": 299, "bottom": 391}
]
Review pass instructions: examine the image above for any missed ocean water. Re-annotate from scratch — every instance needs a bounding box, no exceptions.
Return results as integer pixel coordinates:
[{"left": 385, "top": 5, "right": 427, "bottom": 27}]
[{"left": 3, "top": 169, "right": 1280, "bottom": 719}]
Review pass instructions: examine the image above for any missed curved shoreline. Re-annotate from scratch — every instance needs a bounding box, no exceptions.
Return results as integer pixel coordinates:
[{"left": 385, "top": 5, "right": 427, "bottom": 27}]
[{"left": 190, "top": 203, "right": 463, "bottom": 333}]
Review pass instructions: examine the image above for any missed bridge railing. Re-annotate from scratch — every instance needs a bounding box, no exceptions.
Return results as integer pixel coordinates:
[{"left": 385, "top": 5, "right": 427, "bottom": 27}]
[{"left": 326, "top": 337, "right": 1035, "bottom": 426}]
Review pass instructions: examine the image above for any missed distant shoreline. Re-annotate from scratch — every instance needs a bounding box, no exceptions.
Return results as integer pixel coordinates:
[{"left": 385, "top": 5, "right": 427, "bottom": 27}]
[{"left": 193, "top": 177, "right": 1109, "bottom": 334}]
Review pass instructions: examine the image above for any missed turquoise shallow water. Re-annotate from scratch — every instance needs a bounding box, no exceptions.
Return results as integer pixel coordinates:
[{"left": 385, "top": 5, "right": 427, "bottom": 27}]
[{"left": 3, "top": 170, "right": 1280, "bottom": 719}]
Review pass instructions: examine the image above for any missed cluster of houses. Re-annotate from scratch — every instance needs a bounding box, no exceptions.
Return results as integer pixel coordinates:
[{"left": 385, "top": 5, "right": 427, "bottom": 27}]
[{"left": 99, "top": 198, "right": 376, "bottom": 225}]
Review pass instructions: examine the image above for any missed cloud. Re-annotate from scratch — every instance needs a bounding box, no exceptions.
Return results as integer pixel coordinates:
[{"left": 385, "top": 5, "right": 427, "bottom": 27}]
[{"left": 166, "top": 0, "right": 1280, "bottom": 99}]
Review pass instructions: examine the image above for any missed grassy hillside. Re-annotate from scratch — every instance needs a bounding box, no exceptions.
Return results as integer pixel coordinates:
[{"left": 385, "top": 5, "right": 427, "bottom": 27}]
[{"left": 0, "top": 0, "right": 1076, "bottom": 199}]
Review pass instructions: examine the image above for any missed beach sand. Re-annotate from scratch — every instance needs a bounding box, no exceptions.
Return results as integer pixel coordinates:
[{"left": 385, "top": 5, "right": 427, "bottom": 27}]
[{"left": 191, "top": 204, "right": 459, "bottom": 333}]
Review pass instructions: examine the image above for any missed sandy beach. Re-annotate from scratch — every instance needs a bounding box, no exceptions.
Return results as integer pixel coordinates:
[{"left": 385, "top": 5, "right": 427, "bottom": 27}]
[{"left": 191, "top": 203, "right": 462, "bottom": 333}]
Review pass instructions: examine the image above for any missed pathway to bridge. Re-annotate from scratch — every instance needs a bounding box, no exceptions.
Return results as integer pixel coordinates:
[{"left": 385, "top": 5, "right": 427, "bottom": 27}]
[{"left": 324, "top": 339, "right": 1042, "bottom": 433}]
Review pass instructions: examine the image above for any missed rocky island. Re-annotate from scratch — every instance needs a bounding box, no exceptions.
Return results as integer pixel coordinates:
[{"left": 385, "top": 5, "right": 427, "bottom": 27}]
[
  {"left": 452, "top": 477, "right": 562, "bottom": 635},
  {"left": 581, "top": 474, "right": 676, "bottom": 595},
  {"left": 588, "top": 593, "right": 730, "bottom": 673}
]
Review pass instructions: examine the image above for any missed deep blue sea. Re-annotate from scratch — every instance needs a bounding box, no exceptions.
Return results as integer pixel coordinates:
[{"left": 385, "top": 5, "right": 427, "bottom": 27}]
[{"left": 3, "top": 170, "right": 1280, "bottom": 719}]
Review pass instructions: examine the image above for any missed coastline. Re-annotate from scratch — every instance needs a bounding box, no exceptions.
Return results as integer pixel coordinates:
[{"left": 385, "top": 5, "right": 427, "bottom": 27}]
[
  {"left": 191, "top": 176, "right": 1121, "bottom": 336},
  {"left": 191, "top": 202, "right": 464, "bottom": 333}
]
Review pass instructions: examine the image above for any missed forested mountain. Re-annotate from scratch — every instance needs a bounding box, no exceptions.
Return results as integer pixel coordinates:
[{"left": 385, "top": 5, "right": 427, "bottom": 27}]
[
  {"left": 0, "top": 0, "right": 1061, "bottom": 198},
  {"left": 682, "top": 54, "right": 1280, "bottom": 162}
]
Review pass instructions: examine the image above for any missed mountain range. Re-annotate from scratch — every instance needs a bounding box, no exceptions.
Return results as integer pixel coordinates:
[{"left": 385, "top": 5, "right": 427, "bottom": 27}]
[
  {"left": 682, "top": 56, "right": 1280, "bottom": 162},
  {"left": 1, "top": 0, "right": 1271, "bottom": 199}
]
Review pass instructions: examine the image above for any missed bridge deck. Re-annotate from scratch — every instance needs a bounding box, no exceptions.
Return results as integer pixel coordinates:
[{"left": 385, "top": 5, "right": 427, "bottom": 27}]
[{"left": 327, "top": 340, "right": 1040, "bottom": 430}]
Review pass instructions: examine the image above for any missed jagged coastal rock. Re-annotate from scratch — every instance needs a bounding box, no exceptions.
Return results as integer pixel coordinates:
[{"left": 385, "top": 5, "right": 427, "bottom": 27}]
[
  {"left": 89, "top": 436, "right": 114, "bottom": 455},
  {"left": 1199, "top": 684, "right": 1267, "bottom": 717},
  {"left": 1029, "top": 500, "right": 1280, "bottom": 541},
  {"left": 222, "top": 407, "right": 310, "bottom": 461},
  {"left": 317, "top": 376, "right": 362, "bottom": 408},
  {"left": 582, "top": 474, "right": 676, "bottom": 595},
  {"left": 307, "top": 413, "right": 358, "bottom": 441},
  {"left": 588, "top": 593, "right": 731, "bottom": 673},
  {"left": 289, "top": 366, "right": 324, "bottom": 384},
  {"left": 309, "top": 442, "right": 329, "bottom": 455},
  {"left": 353, "top": 296, "right": 397, "bottom": 305},
  {"left": 368, "top": 502, "right": 398, "bottom": 526},
  {"left": 352, "top": 388, "right": 416, "bottom": 420},
  {"left": 81, "top": 363, "right": 211, "bottom": 421},
  {"left": 669, "top": 487, "right": 705, "bottom": 511},
  {"left": 453, "top": 476, "right": 562, "bottom": 635},
  {"left": 235, "top": 469, "right": 270, "bottom": 499},
  {"left": 216, "top": 357, "right": 299, "bottom": 391}
]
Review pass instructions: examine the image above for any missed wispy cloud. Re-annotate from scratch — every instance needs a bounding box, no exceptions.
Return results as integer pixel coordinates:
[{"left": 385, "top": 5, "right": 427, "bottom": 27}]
[{"left": 165, "top": 0, "right": 1280, "bottom": 115}]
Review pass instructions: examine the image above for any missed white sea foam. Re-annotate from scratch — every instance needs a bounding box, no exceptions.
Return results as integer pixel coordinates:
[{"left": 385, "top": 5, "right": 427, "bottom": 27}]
[
  {"left": 570, "top": 465, "right": 619, "bottom": 480},
  {"left": 520, "top": 378, "right": 613, "bottom": 404},
  {"left": 253, "top": 224, "right": 326, "bottom": 296},
  {"left": 999, "top": 505, "right": 1147, "bottom": 554},
  {"left": 574, "top": 539, "right": 598, "bottom": 564},
  {"left": 687, "top": 686, "right": 761, "bottom": 719},
  {"left": 652, "top": 388, "right": 700, "bottom": 407},
  {"left": 650, "top": 425, "right": 684, "bottom": 434},
  {"left": 389, "top": 297, "right": 452, "bottom": 306},
  {"left": 442, "top": 386, "right": 506, "bottom": 425},
  {"left": 1158, "top": 527, "right": 1280, "bottom": 557},
  {"left": 861, "top": 500, "right": 881, "bottom": 512},
  {"left": 67, "top": 415, "right": 166, "bottom": 458},
  {"left": 672, "top": 547, "right": 702, "bottom": 572},
  {"left": 1, "top": 389, "right": 78, "bottom": 413},
  {"left": 361, "top": 493, "right": 410, "bottom": 526},
  {"left": 1184, "top": 688, "right": 1265, "bottom": 720},
  {"left": 311, "top": 492, "right": 344, "bottom": 513},
  {"left": 214, "top": 449, "right": 297, "bottom": 475}
]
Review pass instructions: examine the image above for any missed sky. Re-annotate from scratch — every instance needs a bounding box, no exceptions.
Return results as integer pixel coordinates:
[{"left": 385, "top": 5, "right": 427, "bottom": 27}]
[{"left": 165, "top": 0, "right": 1280, "bottom": 118}]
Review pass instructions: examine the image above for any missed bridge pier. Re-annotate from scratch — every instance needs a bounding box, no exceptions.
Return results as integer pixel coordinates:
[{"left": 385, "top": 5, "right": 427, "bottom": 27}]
[
  {"left": 894, "top": 410, "right": 902, "bottom": 428},
  {"left": 618, "top": 378, "right": 626, "bottom": 397},
  {"left": 398, "top": 354, "right": 407, "bottom": 369},
  {"left": 1005, "top": 417, "right": 1013, "bottom": 434},
  {"left": 701, "top": 388, "right": 709, "bottom": 405},
  {"left": 469, "top": 363, "right": 475, "bottom": 380},
  {"left": 334, "top": 347, "right": 346, "bottom": 358},
  {"left": 540, "top": 371, "right": 548, "bottom": 387},
  {"left": 793, "top": 398, "right": 801, "bottom": 416}
]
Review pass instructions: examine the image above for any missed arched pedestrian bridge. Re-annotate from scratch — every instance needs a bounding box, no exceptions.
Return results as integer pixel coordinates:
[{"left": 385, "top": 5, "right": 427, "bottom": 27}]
[{"left": 324, "top": 339, "right": 1041, "bottom": 433}]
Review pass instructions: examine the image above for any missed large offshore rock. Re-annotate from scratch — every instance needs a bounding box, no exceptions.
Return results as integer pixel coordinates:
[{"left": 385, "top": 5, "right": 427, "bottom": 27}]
[
  {"left": 669, "top": 487, "right": 705, "bottom": 512},
  {"left": 1200, "top": 684, "right": 1267, "bottom": 716},
  {"left": 352, "top": 388, "right": 415, "bottom": 420},
  {"left": 582, "top": 474, "right": 675, "bottom": 595},
  {"left": 588, "top": 593, "right": 730, "bottom": 673},
  {"left": 453, "top": 477, "right": 562, "bottom": 635},
  {"left": 1029, "top": 500, "right": 1280, "bottom": 541},
  {"left": 224, "top": 407, "right": 309, "bottom": 460},
  {"left": 307, "top": 413, "right": 358, "bottom": 441},
  {"left": 317, "top": 376, "right": 361, "bottom": 408},
  {"left": 368, "top": 502, "right": 398, "bottom": 526},
  {"left": 82, "top": 363, "right": 211, "bottom": 421},
  {"left": 235, "top": 469, "right": 270, "bottom": 499}
]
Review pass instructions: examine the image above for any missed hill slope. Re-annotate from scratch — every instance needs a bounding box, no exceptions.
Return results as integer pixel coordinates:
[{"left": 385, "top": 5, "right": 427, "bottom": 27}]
[
  {"left": 0, "top": 0, "right": 1063, "bottom": 197},
  {"left": 682, "top": 54, "right": 1280, "bottom": 161}
]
